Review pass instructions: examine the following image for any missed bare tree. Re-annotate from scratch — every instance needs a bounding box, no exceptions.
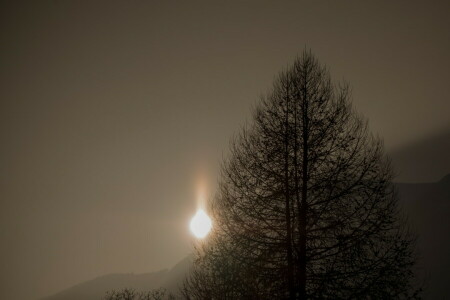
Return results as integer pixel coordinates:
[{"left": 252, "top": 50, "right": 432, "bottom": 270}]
[
  {"left": 104, "top": 288, "right": 137, "bottom": 300},
  {"left": 183, "top": 50, "right": 420, "bottom": 299},
  {"left": 104, "top": 288, "right": 174, "bottom": 300}
]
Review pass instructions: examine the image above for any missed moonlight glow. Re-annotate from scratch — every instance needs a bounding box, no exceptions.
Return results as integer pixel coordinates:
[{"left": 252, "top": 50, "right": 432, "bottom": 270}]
[{"left": 190, "top": 209, "right": 212, "bottom": 238}]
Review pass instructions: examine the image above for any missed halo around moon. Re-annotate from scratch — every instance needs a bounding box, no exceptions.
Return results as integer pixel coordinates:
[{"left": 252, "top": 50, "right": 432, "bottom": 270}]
[{"left": 190, "top": 209, "right": 212, "bottom": 238}]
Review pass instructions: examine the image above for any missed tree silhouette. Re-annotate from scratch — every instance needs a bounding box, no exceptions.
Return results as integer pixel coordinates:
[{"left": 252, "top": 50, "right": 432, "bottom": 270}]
[
  {"left": 104, "top": 288, "right": 175, "bottom": 300},
  {"left": 183, "top": 51, "right": 420, "bottom": 299}
]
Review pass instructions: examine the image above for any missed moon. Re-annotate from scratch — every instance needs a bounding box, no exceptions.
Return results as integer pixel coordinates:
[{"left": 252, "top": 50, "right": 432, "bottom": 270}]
[{"left": 190, "top": 209, "right": 212, "bottom": 238}]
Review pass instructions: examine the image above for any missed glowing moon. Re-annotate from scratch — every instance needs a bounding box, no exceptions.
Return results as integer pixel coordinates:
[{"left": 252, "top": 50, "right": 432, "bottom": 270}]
[{"left": 190, "top": 209, "right": 212, "bottom": 238}]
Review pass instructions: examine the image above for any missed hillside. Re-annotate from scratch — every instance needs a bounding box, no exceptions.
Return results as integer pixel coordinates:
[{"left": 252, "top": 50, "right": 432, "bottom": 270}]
[
  {"left": 390, "top": 129, "right": 450, "bottom": 182},
  {"left": 42, "top": 256, "right": 192, "bottom": 300},
  {"left": 397, "top": 174, "right": 450, "bottom": 298}
]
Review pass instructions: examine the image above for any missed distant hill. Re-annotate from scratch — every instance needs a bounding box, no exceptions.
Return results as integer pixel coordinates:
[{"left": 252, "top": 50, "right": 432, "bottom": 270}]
[
  {"left": 390, "top": 129, "right": 450, "bottom": 182},
  {"left": 41, "top": 255, "right": 192, "bottom": 300},
  {"left": 397, "top": 174, "right": 450, "bottom": 299},
  {"left": 42, "top": 175, "right": 449, "bottom": 299}
]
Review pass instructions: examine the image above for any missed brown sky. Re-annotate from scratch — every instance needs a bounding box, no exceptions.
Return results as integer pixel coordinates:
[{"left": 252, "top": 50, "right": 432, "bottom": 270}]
[{"left": 1, "top": 1, "right": 449, "bottom": 299}]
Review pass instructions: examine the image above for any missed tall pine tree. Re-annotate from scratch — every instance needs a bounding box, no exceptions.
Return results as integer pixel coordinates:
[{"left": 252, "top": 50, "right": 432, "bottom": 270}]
[{"left": 184, "top": 51, "right": 420, "bottom": 299}]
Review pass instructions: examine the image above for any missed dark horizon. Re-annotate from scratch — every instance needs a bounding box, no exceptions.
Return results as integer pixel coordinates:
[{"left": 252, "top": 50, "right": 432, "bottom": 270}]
[{"left": 1, "top": 1, "right": 449, "bottom": 299}]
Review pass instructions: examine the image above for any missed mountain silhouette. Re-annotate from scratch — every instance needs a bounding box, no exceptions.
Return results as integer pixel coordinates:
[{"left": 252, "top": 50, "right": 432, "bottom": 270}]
[
  {"left": 397, "top": 174, "right": 450, "bottom": 298},
  {"left": 42, "top": 175, "right": 449, "bottom": 299},
  {"left": 390, "top": 129, "right": 450, "bottom": 182},
  {"left": 41, "top": 255, "right": 192, "bottom": 300}
]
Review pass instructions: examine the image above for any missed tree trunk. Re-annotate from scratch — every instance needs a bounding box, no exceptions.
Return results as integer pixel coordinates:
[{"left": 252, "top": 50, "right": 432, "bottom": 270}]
[
  {"left": 298, "top": 72, "right": 309, "bottom": 300},
  {"left": 284, "top": 80, "right": 295, "bottom": 300}
]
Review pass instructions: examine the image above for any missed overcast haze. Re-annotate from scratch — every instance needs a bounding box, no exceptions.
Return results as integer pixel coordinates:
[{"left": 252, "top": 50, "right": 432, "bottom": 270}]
[{"left": 1, "top": 1, "right": 449, "bottom": 299}]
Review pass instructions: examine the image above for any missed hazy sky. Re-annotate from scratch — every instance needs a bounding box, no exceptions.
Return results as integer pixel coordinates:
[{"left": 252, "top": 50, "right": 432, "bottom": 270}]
[{"left": 1, "top": 1, "right": 449, "bottom": 299}]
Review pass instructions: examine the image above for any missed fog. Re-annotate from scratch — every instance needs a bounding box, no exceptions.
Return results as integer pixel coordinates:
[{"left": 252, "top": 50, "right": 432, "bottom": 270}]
[{"left": 1, "top": 1, "right": 449, "bottom": 299}]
